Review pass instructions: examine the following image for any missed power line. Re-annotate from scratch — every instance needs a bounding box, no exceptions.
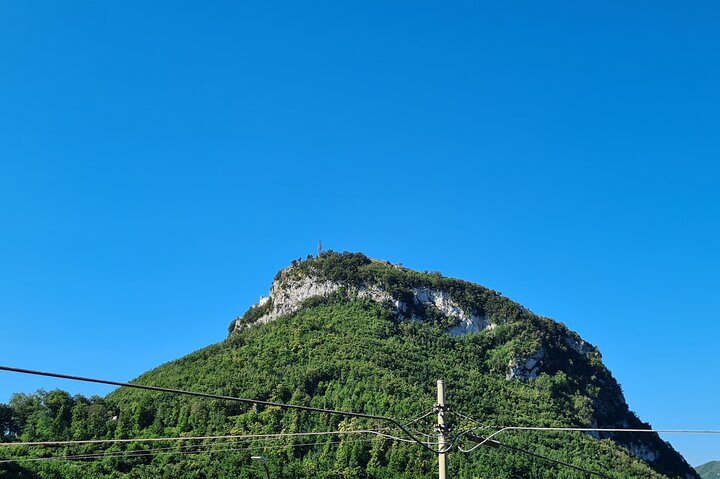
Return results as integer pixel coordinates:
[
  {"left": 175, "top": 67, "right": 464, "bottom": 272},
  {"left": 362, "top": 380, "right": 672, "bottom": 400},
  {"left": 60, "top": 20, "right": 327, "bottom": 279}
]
[
  {"left": 403, "top": 407, "right": 436, "bottom": 427},
  {"left": 0, "top": 429, "right": 418, "bottom": 448},
  {"left": 458, "top": 425, "right": 720, "bottom": 452},
  {"left": 0, "top": 438, "right": 380, "bottom": 464},
  {"left": 0, "top": 435, "right": 389, "bottom": 463},
  {"left": 444, "top": 410, "right": 497, "bottom": 447},
  {"left": 0, "top": 365, "right": 441, "bottom": 453},
  {"left": 450, "top": 413, "right": 718, "bottom": 478},
  {"left": 445, "top": 409, "right": 494, "bottom": 430},
  {"left": 447, "top": 409, "right": 720, "bottom": 451},
  {"left": 400, "top": 407, "right": 438, "bottom": 440},
  {"left": 481, "top": 436, "right": 615, "bottom": 479},
  {"left": 450, "top": 422, "right": 616, "bottom": 478},
  {"left": 0, "top": 429, "right": 430, "bottom": 466},
  {"left": 3, "top": 439, "right": 256, "bottom": 462},
  {"left": 496, "top": 426, "right": 720, "bottom": 434},
  {"left": 0, "top": 429, "right": 614, "bottom": 478}
]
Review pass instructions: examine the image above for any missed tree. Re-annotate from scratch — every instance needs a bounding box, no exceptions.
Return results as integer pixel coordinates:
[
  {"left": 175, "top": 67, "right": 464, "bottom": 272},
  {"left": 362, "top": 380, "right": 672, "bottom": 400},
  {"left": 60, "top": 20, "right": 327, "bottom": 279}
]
[{"left": 0, "top": 403, "right": 16, "bottom": 440}]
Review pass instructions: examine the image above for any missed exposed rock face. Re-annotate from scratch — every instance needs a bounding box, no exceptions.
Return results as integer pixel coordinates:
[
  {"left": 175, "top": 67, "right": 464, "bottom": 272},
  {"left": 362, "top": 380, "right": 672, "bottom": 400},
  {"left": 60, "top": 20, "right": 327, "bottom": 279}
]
[
  {"left": 223, "top": 253, "right": 701, "bottom": 478},
  {"left": 229, "top": 262, "right": 606, "bottom": 394},
  {"left": 506, "top": 348, "right": 546, "bottom": 381},
  {"left": 627, "top": 442, "right": 660, "bottom": 463},
  {"left": 230, "top": 268, "right": 493, "bottom": 336},
  {"left": 249, "top": 276, "right": 343, "bottom": 326},
  {"left": 233, "top": 276, "right": 400, "bottom": 330},
  {"left": 564, "top": 335, "right": 596, "bottom": 355},
  {"left": 411, "top": 287, "right": 491, "bottom": 335}
]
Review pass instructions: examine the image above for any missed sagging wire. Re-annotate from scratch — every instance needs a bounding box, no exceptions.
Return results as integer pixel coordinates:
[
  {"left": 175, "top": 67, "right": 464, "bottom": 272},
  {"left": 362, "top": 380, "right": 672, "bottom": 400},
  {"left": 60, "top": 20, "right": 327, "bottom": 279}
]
[{"left": 0, "top": 438, "right": 382, "bottom": 464}]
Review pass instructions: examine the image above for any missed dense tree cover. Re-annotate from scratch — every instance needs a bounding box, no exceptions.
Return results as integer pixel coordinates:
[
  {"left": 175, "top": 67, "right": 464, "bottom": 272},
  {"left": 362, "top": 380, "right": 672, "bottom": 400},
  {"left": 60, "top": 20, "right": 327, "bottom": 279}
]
[
  {"left": 695, "top": 460, "right": 720, "bottom": 479},
  {"left": 0, "top": 253, "right": 699, "bottom": 478}
]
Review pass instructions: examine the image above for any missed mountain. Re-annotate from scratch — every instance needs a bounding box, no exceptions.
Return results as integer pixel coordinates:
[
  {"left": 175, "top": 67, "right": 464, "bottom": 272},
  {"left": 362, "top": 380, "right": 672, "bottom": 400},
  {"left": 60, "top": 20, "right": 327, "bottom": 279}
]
[
  {"left": 0, "top": 252, "right": 699, "bottom": 478},
  {"left": 697, "top": 461, "right": 720, "bottom": 478}
]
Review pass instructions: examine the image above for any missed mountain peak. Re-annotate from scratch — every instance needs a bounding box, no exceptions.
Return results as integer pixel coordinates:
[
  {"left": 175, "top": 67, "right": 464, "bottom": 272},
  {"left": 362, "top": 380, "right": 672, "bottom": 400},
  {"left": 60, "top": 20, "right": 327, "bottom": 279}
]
[
  {"left": 222, "top": 251, "right": 697, "bottom": 478},
  {"left": 6, "top": 251, "right": 696, "bottom": 478},
  {"left": 229, "top": 251, "right": 531, "bottom": 337},
  {"left": 229, "top": 252, "right": 602, "bottom": 379}
]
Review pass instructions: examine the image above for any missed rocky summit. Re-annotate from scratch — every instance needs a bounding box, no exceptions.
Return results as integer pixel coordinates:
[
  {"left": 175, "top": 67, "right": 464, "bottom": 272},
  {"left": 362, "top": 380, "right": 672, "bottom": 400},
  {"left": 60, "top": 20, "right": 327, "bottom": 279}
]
[{"left": 0, "top": 252, "right": 699, "bottom": 478}]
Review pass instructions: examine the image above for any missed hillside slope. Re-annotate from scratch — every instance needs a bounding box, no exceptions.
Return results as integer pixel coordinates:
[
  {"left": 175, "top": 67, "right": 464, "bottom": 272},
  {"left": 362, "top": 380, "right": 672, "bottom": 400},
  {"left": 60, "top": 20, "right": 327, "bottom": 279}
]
[
  {"left": 0, "top": 252, "right": 698, "bottom": 479},
  {"left": 696, "top": 461, "right": 720, "bottom": 478}
]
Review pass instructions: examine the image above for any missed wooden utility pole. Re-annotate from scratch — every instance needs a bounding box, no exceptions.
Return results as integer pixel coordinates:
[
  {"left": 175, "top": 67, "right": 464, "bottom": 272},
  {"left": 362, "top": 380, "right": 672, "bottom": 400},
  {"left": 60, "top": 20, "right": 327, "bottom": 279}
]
[{"left": 437, "top": 379, "right": 448, "bottom": 479}]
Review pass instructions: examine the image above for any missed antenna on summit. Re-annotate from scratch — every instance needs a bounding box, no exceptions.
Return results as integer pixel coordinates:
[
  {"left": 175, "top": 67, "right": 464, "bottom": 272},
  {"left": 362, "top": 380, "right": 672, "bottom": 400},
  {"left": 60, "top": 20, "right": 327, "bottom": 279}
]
[{"left": 318, "top": 240, "right": 323, "bottom": 256}]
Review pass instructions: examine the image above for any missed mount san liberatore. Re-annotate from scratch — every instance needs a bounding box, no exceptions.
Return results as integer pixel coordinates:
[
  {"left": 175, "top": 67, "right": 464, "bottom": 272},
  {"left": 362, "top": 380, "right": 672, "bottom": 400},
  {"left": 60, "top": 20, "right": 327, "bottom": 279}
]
[{"left": 0, "top": 252, "right": 698, "bottom": 479}]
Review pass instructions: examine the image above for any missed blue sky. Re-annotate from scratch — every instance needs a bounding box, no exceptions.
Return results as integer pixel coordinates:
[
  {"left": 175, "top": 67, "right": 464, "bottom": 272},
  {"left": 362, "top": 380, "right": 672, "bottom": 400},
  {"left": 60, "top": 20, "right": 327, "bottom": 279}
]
[{"left": 1, "top": 0, "right": 719, "bottom": 467}]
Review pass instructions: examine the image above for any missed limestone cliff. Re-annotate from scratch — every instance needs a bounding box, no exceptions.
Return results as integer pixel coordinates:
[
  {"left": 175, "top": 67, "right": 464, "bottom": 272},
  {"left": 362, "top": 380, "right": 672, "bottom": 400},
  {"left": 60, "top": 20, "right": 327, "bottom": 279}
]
[{"left": 225, "top": 252, "right": 698, "bottom": 478}]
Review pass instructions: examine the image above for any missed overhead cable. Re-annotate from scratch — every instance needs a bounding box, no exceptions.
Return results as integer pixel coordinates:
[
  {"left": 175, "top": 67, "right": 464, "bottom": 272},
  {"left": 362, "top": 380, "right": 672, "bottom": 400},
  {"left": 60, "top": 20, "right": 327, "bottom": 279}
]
[
  {"left": 0, "top": 429, "right": 417, "bottom": 448},
  {"left": 0, "top": 365, "right": 444, "bottom": 453},
  {"left": 458, "top": 425, "right": 720, "bottom": 453},
  {"left": 0, "top": 438, "right": 379, "bottom": 464},
  {"left": 487, "top": 437, "right": 615, "bottom": 479}
]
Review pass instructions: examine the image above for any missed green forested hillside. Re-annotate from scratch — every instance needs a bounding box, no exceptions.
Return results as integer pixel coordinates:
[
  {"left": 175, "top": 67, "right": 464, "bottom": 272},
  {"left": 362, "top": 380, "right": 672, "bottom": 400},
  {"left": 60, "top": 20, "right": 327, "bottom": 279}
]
[
  {"left": 0, "top": 253, "right": 699, "bottom": 478},
  {"left": 696, "top": 461, "right": 720, "bottom": 478}
]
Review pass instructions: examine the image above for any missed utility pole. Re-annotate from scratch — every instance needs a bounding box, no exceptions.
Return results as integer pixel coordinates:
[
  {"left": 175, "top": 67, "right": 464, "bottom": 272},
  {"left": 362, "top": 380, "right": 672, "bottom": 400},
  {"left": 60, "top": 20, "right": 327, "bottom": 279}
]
[{"left": 437, "top": 379, "right": 448, "bottom": 479}]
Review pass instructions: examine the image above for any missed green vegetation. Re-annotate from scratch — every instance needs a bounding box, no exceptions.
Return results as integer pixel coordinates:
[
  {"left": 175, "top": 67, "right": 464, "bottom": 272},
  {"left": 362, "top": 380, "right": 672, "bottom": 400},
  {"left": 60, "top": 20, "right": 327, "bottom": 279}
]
[
  {"left": 278, "top": 252, "right": 529, "bottom": 325},
  {"left": 696, "top": 461, "right": 720, "bottom": 479},
  {"left": 0, "top": 253, "right": 699, "bottom": 478}
]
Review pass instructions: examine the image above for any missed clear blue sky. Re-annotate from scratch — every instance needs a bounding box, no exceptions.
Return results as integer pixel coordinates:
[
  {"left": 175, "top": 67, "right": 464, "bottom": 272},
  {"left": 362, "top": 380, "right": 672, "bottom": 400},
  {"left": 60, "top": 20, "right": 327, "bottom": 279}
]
[{"left": 1, "top": 0, "right": 718, "bottom": 467}]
